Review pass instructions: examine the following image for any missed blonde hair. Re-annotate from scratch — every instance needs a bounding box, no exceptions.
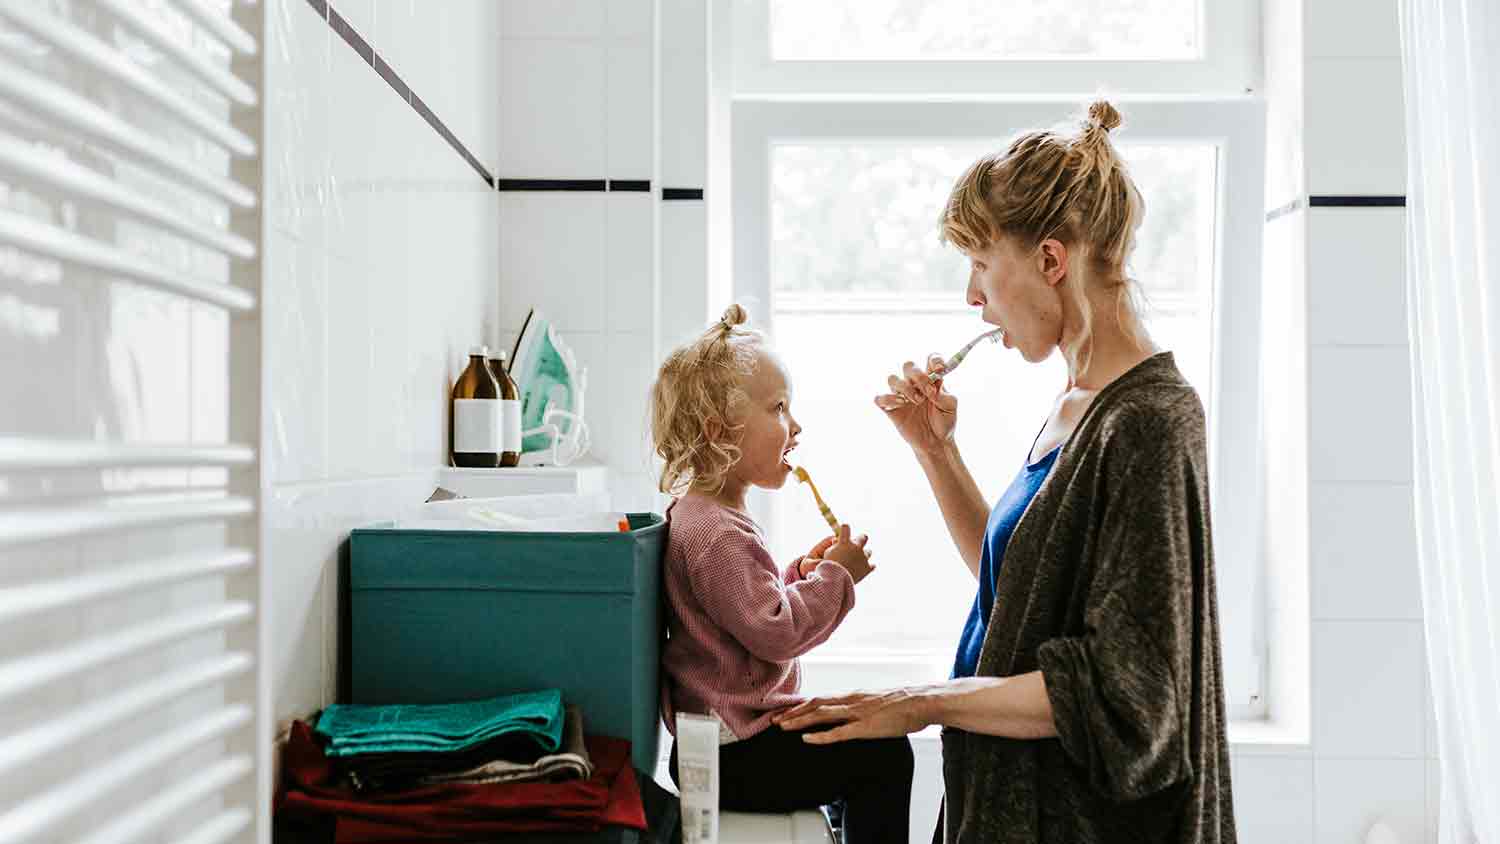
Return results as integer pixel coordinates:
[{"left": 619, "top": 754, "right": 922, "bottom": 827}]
[
  {"left": 940, "top": 99, "right": 1150, "bottom": 376},
  {"left": 650, "top": 304, "right": 765, "bottom": 496}
]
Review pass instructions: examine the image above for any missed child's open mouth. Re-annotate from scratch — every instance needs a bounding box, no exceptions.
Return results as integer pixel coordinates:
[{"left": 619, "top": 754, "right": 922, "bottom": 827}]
[{"left": 781, "top": 443, "right": 797, "bottom": 470}]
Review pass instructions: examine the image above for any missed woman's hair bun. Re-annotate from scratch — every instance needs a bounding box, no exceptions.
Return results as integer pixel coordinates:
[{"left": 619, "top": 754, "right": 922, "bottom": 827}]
[
  {"left": 719, "top": 303, "right": 748, "bottom": 328},
  {"left": 1086, "top": 99, "right": 1122, "bottom": 133}
]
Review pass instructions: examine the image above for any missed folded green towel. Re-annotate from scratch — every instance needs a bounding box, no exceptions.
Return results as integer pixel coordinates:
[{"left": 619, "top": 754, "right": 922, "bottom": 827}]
[{"left": 314, "top": 689, "right": 564, "bottom": 757}]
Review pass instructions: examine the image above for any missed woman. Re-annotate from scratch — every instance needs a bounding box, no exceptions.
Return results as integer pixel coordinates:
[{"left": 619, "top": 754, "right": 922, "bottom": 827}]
[{"left": 775, "top": 100, "right": 1236, "bottom": 843}]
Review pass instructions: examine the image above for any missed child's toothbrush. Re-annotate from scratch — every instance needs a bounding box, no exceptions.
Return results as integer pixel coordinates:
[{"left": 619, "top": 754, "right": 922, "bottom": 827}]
[{"left": 792, "top": 466, "right": 840, "bottom": 533}]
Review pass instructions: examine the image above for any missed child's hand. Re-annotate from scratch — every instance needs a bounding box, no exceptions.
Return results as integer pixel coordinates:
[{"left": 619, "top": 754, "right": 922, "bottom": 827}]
[{"left": 819, "top": 524, "right": 874, "bottom": 584}]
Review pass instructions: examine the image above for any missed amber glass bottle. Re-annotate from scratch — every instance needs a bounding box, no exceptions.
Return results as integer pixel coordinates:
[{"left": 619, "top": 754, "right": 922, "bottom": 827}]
[
  {"left": 487, "top": 350, "right": 522, "bottom": 467},
  {"left": 450, "top": 346, "right": 502, "bottom": 468}
]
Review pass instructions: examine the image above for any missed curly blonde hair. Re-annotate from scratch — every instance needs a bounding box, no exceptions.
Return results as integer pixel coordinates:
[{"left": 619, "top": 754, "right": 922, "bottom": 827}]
[
  {"left": 939, "top": 99, "right": 1151, "bottom": 377},
  {"left": 650, "top": 304, "right": 765, "bottom": 496}
]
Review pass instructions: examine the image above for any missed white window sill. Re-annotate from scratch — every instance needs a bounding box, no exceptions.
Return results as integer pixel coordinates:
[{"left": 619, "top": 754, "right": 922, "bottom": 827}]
[{"left": 1227, "top": 717, "right": 1312, "bottom": 756}]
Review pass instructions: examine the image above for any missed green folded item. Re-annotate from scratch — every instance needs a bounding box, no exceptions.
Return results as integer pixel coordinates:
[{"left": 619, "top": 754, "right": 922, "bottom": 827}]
[{"left": 314, "top": 689, "right": 565, "bottom": 758}]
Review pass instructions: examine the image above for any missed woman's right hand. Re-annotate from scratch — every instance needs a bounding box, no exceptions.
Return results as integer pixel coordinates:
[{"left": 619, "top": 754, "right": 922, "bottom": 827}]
[{"left": 875, "top": 355, "right": 959, "bottom": 454}]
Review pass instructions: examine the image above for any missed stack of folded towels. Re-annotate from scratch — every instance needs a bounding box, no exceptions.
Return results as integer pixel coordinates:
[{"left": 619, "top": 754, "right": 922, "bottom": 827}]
[{"left": 276, "top": 689, "right": 647, "bottom": 842}]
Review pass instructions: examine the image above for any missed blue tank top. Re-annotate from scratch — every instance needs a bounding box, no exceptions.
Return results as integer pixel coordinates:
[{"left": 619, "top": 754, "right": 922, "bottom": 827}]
[{"left": 951, "top": 442, "right": 1060, "bottom": 678}]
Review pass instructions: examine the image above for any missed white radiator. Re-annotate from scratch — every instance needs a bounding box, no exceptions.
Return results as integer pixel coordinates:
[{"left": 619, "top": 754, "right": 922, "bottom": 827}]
[{"left": 0, "top": 0, "right": 266, "bottom": 841}]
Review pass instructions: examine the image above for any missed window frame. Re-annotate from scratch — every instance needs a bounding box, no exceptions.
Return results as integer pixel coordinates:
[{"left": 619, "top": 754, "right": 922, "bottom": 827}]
[
  {"left": 731, "top": 98, "right": 1267, "bottom": 718},
  {"left": 732, "top": 0, "right": 1262, "bottom": 96}
]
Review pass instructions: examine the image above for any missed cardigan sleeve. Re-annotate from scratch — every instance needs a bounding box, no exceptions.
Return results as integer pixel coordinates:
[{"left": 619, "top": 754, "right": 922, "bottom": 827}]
[{"left": 1036, "top": 402, "right": 1208, "bottom": 802}]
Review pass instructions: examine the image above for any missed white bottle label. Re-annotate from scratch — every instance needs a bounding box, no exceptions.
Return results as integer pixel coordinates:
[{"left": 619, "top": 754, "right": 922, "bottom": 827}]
[
  {"left": 454, "top": 399, "right": 501, "bottom": 453},
  {"left": 501, "top": 398, "right": 522, "bottom": 454},
  {"left": 676, "top": 713, "right": 720, "bottom": 844}
]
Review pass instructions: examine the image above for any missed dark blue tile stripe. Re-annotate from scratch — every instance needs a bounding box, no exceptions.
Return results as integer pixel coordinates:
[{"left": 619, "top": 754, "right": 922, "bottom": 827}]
[
  {"left": 663, "top": 188, "right": 704, "bottom": 200},
  {"left": 327, "top": 7, "right": 372, "bottom": 64},
  {"left": 496, "top": 179, "right": 607, "bottom": 191},
  {"left": 1266, "top": 195, "right": 1407, "bottom": 221},
  {"left": 1309, "top": 195, "right": 1406, "bottom": 207}
]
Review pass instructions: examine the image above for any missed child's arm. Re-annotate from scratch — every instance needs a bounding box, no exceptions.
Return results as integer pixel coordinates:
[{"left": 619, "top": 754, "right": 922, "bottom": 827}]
[{"left": 690, "top": 529, "right": 855, "bottom": 662}]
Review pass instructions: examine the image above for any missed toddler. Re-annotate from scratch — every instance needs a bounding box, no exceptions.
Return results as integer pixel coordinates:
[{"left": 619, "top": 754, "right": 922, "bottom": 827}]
[{"left": 651, "top": 304, "right": 913, "bottom": 844}]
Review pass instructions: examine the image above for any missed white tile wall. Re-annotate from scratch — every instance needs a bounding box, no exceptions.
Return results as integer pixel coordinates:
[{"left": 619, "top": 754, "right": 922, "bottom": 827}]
[
  {"left": 606, "top": 0, "right": 653, "bottom": 40},
  {"left": 1309, "top": 483, "right": 1420, "bottom": 620},
  {"left": 498, "top": 41, "right": 607, "bottom": 179},
  {"left": 1307, "top": 346, "right": 1413, "bottom": 483},
  {"left": 500, "top": 0, "right": 606, "bottom": 39},
  {"left": 1305, "top": 58, "right": 1407, "bottom": 196},
  {"left": 661, "top": 199, "right": 709, "bottom": 346},
  {"left": 1260, "top": 0, "right": 1436, "bottom": 838},
  {"left": 607, "top": 45, "right": 654, "bottom": 177},
  {"left": 1314, "top": 759, "right": 1426, "bottom": 844},
  {"left": 606, "top": 193, "right": 656, "bottom": 332},
  {"left": 1306, "top": 0, "right": 1402, "bottom": 58},
  {"left": 660, "top": 0, "right": 707, "bottom": 51},
  {"left": 497, "top": 193, "right": 608, "bottom": 334},
  {"left": 660, "top": 49, "right": 708, "bottom": 188},
  {"left": 1312, "top": 620, "right": 1425, "bottom": 759},
  {"left": 1307, "top": 209, "right": 1408, "bottom": 346},
  {"left": 265, "top": 0, "right": 500, "bottom": 725},
  {"left": 1234, "top": 756, "right": 1315, "bottom": 844}
]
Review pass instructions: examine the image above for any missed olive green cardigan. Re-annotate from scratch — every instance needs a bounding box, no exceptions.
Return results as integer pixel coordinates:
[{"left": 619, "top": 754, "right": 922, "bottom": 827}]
[{"left": 941, "top": 352, "right": 1236, "bottom": 843}]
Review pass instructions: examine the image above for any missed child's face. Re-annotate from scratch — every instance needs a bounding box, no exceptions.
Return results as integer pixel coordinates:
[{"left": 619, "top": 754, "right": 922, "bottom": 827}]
[{"left": 728, "top": 349, "right": 801, "bottom": 491}]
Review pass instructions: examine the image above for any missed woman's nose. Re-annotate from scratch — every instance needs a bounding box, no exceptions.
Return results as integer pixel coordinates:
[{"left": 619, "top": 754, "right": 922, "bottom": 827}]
[{"left": 966, "top": 279, "right": 985, "bottom": 308}]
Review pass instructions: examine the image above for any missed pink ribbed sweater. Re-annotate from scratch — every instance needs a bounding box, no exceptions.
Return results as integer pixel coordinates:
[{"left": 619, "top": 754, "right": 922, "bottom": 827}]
[{"left": 659, "top": 493, "right": 856, "bottom": 742}]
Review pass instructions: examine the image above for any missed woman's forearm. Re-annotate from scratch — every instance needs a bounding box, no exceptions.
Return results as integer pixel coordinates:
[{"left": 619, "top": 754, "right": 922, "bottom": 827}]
[
  {"left": 915, "top": 440, "right": 990, "bottom": 579},
  {"left": 919, "top": 671, "right": 1058, "bottom": 739}
]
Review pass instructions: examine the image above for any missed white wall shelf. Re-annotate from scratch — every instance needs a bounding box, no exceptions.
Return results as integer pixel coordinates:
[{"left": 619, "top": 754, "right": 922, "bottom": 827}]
[{"left": 436, "top": 461, "right": 610, "bottom": 500}]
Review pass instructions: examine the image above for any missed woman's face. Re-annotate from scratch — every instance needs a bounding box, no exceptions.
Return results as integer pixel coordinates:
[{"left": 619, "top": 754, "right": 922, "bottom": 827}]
[
  {"left": 962, "top": 236, "right": 1068, "bottom": 364},
  {"left": 728, "top": 349, "right": 802, "bottom": 491}
]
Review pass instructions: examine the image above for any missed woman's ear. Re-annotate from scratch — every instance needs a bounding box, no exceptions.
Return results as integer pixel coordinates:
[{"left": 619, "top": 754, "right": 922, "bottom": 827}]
[{"left": 1037, "top": 238, "right": 1070, "bottom": 287}]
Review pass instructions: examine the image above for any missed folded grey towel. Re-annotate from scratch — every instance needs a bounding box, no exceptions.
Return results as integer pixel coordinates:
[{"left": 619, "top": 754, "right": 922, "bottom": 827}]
[{"left": 417, "top": 705, "right": 593, "bottom": 786}]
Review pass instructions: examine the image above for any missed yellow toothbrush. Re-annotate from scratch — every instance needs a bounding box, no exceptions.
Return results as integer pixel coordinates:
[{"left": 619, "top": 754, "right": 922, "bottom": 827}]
[{"left": 792, "top": 466, "right": 840, "bottom": 533}]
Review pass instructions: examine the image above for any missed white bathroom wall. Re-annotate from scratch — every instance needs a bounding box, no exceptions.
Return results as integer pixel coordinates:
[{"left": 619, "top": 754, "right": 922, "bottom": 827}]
[
  {"left": 1238, "top": 0, "right": 1437, "bottom": 841},
  {"left": 263, "top": 0, "right": 500, "bottom": 724},
  {"left": 491, "top": 0, "right": 708, "bottom": 517}
]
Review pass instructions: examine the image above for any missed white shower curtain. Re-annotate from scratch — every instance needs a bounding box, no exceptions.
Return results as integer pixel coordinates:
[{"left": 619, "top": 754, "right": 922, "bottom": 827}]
[{"left": 1399, "top": 1, "right": 1500, "bottom": 842}]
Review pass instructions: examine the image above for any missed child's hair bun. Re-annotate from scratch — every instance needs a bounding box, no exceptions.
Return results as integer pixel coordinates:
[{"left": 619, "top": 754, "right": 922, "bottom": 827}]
[{"left": 719, "top": 303, "right": 748, "bottom": 329}]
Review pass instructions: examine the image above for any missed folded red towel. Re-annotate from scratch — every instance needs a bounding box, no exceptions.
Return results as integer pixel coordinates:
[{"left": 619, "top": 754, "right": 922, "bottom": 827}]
[{"left": 275, "top": 720, "right": 646, "bottom": 841}]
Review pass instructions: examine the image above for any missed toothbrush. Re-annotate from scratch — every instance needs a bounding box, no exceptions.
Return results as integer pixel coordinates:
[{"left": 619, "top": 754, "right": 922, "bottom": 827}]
[
  {"left": 886, "top": 327, "right": 1005, "bottom": 405},
  {"left": 792, "top": 466, "right": 840, "bottom": 533},
  {"left": 937, "top": 327, "right": 1005, "bottom": 377}
]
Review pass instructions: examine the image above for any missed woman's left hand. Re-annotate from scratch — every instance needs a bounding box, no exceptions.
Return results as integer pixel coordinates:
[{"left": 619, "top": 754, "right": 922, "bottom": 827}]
[{"left": 772, "top": 688, "right": 932, "bottom": 744}]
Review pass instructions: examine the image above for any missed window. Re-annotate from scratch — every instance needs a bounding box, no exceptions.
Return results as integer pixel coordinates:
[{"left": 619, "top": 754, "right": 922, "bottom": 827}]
[
  {"left": 733, "top": 0, "right": 1259, "bottom": 96},
  {"left": 730, "top": 97, "right": 1266, "bottom": 715},
  {"left": 770, "top": 0, "right": 1200, "bottom": 61}
]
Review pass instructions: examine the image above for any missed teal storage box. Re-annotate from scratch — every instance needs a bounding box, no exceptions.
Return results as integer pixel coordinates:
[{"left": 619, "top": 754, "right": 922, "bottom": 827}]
[{"left": 347, "top": 513, "right": 666, "bottom": 772}]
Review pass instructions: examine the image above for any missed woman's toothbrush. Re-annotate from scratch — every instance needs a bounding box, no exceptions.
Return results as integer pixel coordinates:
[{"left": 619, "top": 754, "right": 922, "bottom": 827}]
[
  {"left": 792, "top": 466, "right": 840, "bottom": 533},
  {"left": 937, "top": 327, "right": 1005, "bottom": 377},
  {"left": 887, "top": 327, "right": 1005, "bottom": 406}
]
